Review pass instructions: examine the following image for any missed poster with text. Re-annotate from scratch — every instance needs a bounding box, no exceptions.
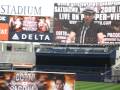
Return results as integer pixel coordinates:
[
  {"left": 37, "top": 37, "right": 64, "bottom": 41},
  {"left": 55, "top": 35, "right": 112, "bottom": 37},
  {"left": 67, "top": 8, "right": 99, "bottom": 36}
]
[
  {"left": 0, "top": 15, "right": 9, "bottom": 41},
  {"left": 0, "top": 70, "right": 75, "bottom": 90},
  {"left": 54, "top": 1, "right": 120, "bottom": 45},
  {"left": 0, "top": 15, "right": 53, "bottom": 42},
  {"left": 8, "top": 16, "right": 53, "bottom": 42}
]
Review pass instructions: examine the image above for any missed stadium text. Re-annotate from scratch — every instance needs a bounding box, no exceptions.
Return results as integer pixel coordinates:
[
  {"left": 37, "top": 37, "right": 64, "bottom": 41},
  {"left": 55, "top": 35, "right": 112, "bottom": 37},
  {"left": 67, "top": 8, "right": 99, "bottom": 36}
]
[{"left": 0, "top": 5, "right": 41, "bottom": 16}]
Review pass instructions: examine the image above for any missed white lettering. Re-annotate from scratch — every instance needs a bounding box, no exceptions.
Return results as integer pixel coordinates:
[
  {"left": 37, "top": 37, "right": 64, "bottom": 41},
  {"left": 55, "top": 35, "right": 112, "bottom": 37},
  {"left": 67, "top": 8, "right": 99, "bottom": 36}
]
[
  {"left": 95, "top": 14, "right": 107, "bottom": 20},
  {"left": 56, "top": 31, "right": 67, "bottom": 36},
  {"left": 110, "top": 13, "right": 120, "bottom": 20},
  {"left": 22, "top": 34, "right": 27, "bottom": 39},
  {"left": 0, "top": 29, "right": 7, "bottom": 34},
  {"left": 45, "top": 35, "right": 50, "bottom": 40},
  {"left": 107, "top": 33, "right": 120, "bottom": 37},
  {"left": 0, "top": 16, "right": 6, "bottom": 21},
  {"left": 59, "top": 13, "right": 70, "bottom": 20},
  {"left": 21, "top": 34, "right": 50, "bottom": 41},
  {"left": 72, "top": 14, "right": 79, "bottom": 20}
]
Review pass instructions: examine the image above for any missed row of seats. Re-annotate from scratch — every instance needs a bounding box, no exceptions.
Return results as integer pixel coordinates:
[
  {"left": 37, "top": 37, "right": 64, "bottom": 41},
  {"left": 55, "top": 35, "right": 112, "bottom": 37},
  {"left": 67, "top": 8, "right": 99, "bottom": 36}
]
[
  {"left": 0, "top": 63, "right": 32, "bottom": 70},
  {"left": 0, "top": 63, "right": 13, "bottom": 70},
  {"left": 32, "top": 65, "right": 111, "bottom": 82},
  {"left": 32, "top": 65, "right": 108, "bottom": 72}
]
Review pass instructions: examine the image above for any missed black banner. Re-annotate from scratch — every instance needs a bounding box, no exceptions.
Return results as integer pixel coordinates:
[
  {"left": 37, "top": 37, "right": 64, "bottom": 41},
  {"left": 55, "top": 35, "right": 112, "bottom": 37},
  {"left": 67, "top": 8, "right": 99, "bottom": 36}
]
[
  {"left": 9, "top": 31, "right": 53, "bottom": 42},
  {"left": 54, "top": 1, "right": 120, "bottom": 45}
]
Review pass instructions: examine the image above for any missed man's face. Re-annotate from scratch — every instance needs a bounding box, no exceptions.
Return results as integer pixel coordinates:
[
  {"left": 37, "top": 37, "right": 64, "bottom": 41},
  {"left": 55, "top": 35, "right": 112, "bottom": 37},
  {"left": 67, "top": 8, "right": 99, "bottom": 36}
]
[
  {"left": 83, "top": 13, "right": 94, "bottom": 25},
  {"left": 113, "top": 26, "right": 120, "bottom": 32},
  {"left": 55, "top": 80, "right": 64, "bottom": 90},
  {"left": 14, "top": 18, "right": 22, "bottom": 29}
]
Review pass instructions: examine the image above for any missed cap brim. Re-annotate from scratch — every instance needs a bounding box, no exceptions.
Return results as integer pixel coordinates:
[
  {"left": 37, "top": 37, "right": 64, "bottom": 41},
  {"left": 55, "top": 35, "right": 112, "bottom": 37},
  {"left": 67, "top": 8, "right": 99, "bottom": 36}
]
[{"left": 83, "top": 10, "right": 96, "bottom": 14}]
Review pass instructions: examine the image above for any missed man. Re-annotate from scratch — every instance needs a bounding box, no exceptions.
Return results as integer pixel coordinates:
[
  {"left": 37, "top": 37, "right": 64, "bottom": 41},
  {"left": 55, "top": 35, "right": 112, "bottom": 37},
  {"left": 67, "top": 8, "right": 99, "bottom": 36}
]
[
  {"left": 110, "top": 20, "right": 120, "bottom": 32},
  {"left": 9, "top": 16, "right": 23, "bottom": 32},
  {"left": 66, "top": 7, "right": 105, "bottom": 45},
  {"left": 36, "top": 74, "right": 48, "bottom": 90},
  {"left": 102, "top": 20, "right": 120, "bottom": 45},
  {"left": 54, "top": 75, "right": 65, "bottom": 90},
  {"left": 0, "top": 72, "right": 11, "bottom": 90},
  {"left": 37, "top": 17, "right": 49, "bottom": 33}
]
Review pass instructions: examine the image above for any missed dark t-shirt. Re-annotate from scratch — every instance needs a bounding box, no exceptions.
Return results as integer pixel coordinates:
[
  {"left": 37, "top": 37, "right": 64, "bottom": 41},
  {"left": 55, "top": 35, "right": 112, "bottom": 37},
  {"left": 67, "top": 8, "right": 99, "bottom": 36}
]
[{"left": 70, "top": 21, "right": 102, "bottom": 44}]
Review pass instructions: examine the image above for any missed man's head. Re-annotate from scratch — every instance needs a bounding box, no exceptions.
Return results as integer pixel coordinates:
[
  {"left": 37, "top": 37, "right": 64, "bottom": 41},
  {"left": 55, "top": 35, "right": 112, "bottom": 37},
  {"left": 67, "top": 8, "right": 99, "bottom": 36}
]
[
  {"left": 111, "top": 20, "right": 120, "bottom": 32},
  {"left": 82, "top": 7, "right": 96, "bottom": 25},
  {"left": 55, "top": 75, "right": 65, "bottom": 90},
  {"left": 39, "top": 17, "right": 46, "bottom": 22}
]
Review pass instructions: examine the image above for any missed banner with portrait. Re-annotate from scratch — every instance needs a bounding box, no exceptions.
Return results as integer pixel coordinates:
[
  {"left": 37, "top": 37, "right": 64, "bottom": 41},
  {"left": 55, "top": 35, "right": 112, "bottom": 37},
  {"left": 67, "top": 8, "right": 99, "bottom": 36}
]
[
  {"left": 0, "top": 70, "right": 75, "bottom": 90},
  {"left": 53, "top": 1, "right": 120, "bottom": 45},
  {"left": 0, "top": 15, "right": 53, "bottom": 42}
]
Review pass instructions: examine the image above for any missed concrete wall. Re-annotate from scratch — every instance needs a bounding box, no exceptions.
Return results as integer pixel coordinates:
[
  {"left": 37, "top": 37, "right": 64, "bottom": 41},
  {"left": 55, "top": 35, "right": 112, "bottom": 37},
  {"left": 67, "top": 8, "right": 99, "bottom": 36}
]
[
  {"left": 0, "top": 51, "right": 36, "bottom": 65},
  {"left": 0, "top": 41, "right": 37, "bottom": 66}
]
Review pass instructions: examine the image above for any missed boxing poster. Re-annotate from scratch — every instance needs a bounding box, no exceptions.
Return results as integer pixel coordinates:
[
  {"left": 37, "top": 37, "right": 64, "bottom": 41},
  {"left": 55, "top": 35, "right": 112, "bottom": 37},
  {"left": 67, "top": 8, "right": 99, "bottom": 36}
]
[
  {"left": 54, "top": 1, "right": 120, "bottom": 45},
  {"left": 0, "top": 15, "right": 53, "bottom": 42},
  {"left": 0, "top": 70, "right": 75, "bottom": 90}
]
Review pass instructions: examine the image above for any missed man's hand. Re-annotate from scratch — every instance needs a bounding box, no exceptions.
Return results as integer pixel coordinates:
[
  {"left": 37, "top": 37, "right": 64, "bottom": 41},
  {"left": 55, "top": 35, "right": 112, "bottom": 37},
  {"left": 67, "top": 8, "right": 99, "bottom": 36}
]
[
  {"left": 66, "top": 31, "right": 76, "bottom": 43},
  {"left": 97, "top": 32, "right": 106, "bottom": 45}
]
